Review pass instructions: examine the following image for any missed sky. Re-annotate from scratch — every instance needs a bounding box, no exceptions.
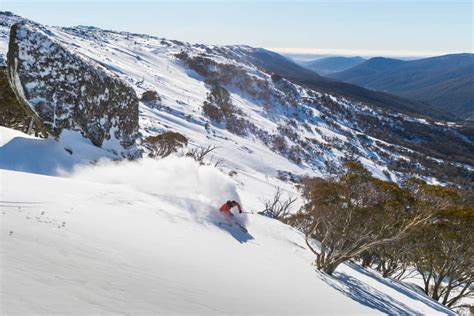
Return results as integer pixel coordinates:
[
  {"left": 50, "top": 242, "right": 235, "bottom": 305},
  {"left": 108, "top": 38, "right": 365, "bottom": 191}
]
[{"left": 1, "top": 0, "right": 472, "bottom": 57}]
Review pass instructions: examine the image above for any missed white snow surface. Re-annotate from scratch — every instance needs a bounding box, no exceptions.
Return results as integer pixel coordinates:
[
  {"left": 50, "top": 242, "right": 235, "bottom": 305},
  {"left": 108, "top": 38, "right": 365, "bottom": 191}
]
[
  {"left": 0, "top": 128, "right": 455, "bottom": 315},
  {"left": 0, "top": 127, "right": 117, "bottom": 175}
]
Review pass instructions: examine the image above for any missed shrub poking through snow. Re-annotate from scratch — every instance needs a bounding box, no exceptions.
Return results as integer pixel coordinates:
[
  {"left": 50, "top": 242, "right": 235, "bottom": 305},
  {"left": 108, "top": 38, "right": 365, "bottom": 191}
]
[
  {"left": 202, "top": 85, "right": 240, "bottom": 122},
  {"left": 185, "top": 144, "right": 218, "bottom": 165},
  {"left": 143, "top": 132, "right": 188, "bottom": 158},
  {"left": 271, "top": 135, "right": 288, "bottom": 154},
  {"left": 202, "top": 103, "right": 224, "bottom": 122},
  {"left": 174, "top": 50, "right": 189, "bottom": 61},
  {"left": 141, "top": 90, "right": 161, "bottom": 105},
  {"left": 287, "top": 145, "right": 303, "bottom": 164},
  {"left": 202, "top": 84, "right": 254, "bottom": 137},
  {"left": 271, "top": 73, "right": 283, "bottom": 82}
]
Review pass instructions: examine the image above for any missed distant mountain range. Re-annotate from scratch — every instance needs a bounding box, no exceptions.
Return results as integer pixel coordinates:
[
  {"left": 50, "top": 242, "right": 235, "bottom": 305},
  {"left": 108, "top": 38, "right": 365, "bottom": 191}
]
[
  {"left": 246, "top": 50, "right": 452, "bottom": 120},
  {"left": 301, "top": 56, "right": 366, "bottom": 75},
  {"left": 325, "top": 54, "right": 474, "bottom": 120}
]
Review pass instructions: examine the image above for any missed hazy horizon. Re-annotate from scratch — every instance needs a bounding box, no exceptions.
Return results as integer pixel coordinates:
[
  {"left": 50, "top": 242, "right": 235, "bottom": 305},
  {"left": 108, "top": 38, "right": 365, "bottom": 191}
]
[{"left": 1, "top": 0, "right": 472, "bottom": 58}]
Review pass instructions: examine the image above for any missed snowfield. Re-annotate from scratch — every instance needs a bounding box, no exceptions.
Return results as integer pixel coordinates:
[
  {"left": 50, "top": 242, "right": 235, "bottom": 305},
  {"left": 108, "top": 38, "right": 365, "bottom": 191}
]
[{"left": 0, "top": 128, "right": 456, "bottom": 315}]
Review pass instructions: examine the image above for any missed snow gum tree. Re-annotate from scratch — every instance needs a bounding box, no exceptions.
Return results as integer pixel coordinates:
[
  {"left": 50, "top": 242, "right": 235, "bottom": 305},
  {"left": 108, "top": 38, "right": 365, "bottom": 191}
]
[
  {"left": 408, "top": 203, "right": 474, "bottom": 309},
  {"left": 366, "top": 178, "right": 465, "bottom": 280},
  {"left": 143, "top": 132, "right": 188, "bottom": 158},
  {"left": 288, "top": 162, "right": 444, "bottom": 275},
  {"left": 353, "top": 178, "right": 472, "bottom": 310},
  {"left": 363, "top": 238, "right": 413, "bottom": 279}
]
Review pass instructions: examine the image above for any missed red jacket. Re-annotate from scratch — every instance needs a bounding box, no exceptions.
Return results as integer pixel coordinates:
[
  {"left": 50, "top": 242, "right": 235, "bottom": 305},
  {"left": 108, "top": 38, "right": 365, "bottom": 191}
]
[{"left": 219, "top": 201, "right": 241, "bottom": 214}]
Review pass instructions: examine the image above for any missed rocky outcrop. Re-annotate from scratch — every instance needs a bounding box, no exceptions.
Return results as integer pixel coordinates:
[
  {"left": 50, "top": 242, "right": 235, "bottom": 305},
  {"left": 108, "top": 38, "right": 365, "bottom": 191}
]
[
  {"left": 7, "top": 22, "right": 139, "bottom": 153},
  {"left": 0, "top": 65, "right": 46, "bottom": 136}
]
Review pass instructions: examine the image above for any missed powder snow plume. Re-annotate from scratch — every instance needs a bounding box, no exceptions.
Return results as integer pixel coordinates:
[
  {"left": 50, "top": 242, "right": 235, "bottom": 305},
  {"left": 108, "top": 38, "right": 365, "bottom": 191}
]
[{"left": 65, "top": 156, "right": 246, "bottom": 224}]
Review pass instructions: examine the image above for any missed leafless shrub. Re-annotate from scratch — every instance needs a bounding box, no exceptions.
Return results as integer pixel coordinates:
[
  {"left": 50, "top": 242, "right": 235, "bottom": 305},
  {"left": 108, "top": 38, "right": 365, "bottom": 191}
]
[
  {"left": 288, "top": 145, "right": 303, "bottom": 164},
  {"left": 185, "top": 144, "right": 218, "bottom": 165},
  {"left": 272, "top": 135, "right": 287, "bottom": 153},
  {"left": 261, "top": 187, "right": 298, "bottom": 220},
  {"left": 202, "top": 102, "right": 224, "bottom": 122}
]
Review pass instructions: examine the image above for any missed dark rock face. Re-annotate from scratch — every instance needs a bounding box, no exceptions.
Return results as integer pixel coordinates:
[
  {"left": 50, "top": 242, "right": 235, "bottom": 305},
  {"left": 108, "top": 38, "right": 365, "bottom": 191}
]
[
  {"left": 0, "top": 66, "right": 45, "bottom": 136},
  {"left": 7, "top": 22, "right": 139, "bottom": 152}
]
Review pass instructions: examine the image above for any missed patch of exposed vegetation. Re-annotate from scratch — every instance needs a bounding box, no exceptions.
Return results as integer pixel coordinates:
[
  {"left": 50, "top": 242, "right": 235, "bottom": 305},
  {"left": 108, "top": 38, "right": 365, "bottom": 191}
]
[{"left": 142, "top": 131, "right": 188, "bottom": 158}]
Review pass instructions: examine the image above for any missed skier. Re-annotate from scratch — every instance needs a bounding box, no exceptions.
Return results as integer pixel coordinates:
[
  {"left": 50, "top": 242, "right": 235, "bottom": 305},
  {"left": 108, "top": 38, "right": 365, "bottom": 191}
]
[
  {"left": 218, "top": 200, "right": 247, "bottom": 233},
  {"left": 219, "top": 200, "right": 242, "bottom": 217}
]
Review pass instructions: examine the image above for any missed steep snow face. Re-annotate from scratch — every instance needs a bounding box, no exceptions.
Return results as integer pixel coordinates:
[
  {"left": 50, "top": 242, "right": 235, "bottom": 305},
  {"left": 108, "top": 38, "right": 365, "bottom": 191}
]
[{"left": 1, "top": 151, "right": 455, "bottom": 315}]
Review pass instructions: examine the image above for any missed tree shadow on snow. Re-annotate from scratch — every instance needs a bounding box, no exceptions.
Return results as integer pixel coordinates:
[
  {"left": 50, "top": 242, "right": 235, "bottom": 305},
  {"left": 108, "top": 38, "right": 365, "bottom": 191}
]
[
  {"left": 317, "top": 262, "right": 456, "bottom": 316},
  {"left": 347, "top": 263, "right": 455, "bottom": 315}
]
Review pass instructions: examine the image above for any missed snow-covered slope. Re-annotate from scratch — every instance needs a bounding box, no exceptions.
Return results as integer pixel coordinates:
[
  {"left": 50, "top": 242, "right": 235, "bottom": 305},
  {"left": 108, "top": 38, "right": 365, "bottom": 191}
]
[
  {"left": 1, "top": 11, "right": 472, "bottom": 187},
  {"left": 1, "top": 129, "right": 455, "bottom": 315},
  {"left": 0, "top": 127, "right": 118, "bottom": 175}
]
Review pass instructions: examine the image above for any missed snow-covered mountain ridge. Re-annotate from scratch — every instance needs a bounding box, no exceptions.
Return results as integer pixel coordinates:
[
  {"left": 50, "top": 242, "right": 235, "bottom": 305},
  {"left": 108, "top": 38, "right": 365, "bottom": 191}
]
[
  {"left": 2, "top": 11, "right": 473, "bottom": 185},
  {"left": 0, "top": 11, "right": 472, "bottom": 186}
]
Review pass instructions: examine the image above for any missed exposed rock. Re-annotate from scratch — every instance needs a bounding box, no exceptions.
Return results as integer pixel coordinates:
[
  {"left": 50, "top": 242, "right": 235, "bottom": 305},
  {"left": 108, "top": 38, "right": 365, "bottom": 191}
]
[
  {"left": 7, "top": 22, "right": 139, "bottom": 153},
  {"left": 0, "top": 66, "right": 46, "bottom": 136}
]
